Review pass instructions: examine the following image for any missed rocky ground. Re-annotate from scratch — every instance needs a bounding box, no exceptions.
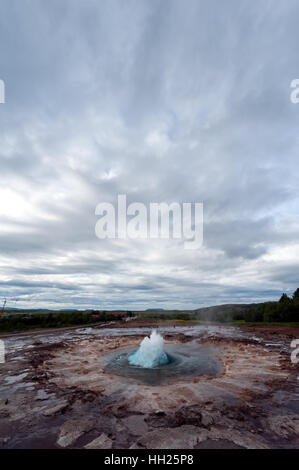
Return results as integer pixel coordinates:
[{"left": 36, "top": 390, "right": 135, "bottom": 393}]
[{"left": 0, "top": 323, "right": 298, "bottom": 449}]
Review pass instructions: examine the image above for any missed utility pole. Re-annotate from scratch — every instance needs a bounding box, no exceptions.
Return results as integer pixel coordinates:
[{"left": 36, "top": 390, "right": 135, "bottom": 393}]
[{"left": 1, "top": 298, "right": 6, "bottom": 317}]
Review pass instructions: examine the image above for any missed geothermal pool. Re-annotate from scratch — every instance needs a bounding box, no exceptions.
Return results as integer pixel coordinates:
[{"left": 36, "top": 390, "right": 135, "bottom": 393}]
[
  {"left": 0, "top": 323, "right": 298, "bottom": 449},
  {"left": 105, "top": 330, "right": 223, "bottom": 385}
]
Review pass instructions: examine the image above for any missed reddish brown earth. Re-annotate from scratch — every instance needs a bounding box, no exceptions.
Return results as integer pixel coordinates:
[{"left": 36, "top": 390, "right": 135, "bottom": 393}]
[
  {"left": 240, "top": 324, "right": 299, "bottom": 338},
  {"left": 0, "top": 322, "right": 298, "bottom": 449}
]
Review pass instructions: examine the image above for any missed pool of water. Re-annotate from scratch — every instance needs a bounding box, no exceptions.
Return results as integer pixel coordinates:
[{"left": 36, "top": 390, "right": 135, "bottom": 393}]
[{"left": 104, "top": 342, "right": 223, "bottom": 385}]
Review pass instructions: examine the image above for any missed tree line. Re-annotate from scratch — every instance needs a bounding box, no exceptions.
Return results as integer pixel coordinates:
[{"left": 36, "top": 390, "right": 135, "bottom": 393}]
[
  {"left": 236, "top": 288, "right": 299, "bottom": 323},
  {"left": 0, "top": 310, "right": 128, "bottom": 333}
]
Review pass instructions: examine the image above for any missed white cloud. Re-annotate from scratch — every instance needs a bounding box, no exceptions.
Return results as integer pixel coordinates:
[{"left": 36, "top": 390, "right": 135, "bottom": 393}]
[{"left": 0, "top": 0, "right": 298, "bottom": 308}]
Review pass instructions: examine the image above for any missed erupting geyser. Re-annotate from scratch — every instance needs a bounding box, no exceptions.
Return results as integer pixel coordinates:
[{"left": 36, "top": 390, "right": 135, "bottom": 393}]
[
  {"left": 128, "top": 330, "right": 169, "bottom": 368},
  {"left": 105, "top": 330, "right": 223, "bottom": 385}
]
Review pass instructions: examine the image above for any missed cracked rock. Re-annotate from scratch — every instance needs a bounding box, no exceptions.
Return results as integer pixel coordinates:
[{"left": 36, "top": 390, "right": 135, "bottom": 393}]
[{"left": 84, "top": 433, "right": 113, "bottom": 449}]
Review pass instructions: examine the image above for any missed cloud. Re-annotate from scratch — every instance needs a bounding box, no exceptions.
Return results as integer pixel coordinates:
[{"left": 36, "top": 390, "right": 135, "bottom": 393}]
[{"left": 0, "top": 0, "right": 299, "bottom": 309}]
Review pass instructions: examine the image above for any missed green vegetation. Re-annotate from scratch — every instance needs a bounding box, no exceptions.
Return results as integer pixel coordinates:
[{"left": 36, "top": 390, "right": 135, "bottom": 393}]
[
  {"left": 1, "top": 289, "right": 298, "bottom": 333},
  {"left": 139, "top": 289, "right": 299, "bottom": 324},
  {"left": 138, "top": 311, "right": 198, "bottom": 321},
  {"left": 0, "top": 310, "right": 128, "bottom": 333},
  {"left": 241, "top": 289, "right": 299, "bottom": 323}
]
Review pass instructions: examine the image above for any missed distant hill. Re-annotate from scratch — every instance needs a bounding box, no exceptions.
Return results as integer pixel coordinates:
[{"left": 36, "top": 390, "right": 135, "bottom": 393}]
[
  {"left": 146, "top": 308, "right": 165, "bottom": 311},
  {"left": 2, "top": 304, "right": 258, "bottom": 320},
  {"left": 192, "top": 303, "right": 259, "bottom": 321},
  {"left": 135, "top": 303, "right": 262, "bottom": 322},
  {"left": 2, "top": 291, "right": 299, "bottom": 324}
]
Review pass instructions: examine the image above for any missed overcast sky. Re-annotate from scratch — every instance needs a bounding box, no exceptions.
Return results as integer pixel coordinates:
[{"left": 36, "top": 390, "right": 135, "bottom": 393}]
[{"left": 0, "top": 0, "right": 299, "bottom": 310}]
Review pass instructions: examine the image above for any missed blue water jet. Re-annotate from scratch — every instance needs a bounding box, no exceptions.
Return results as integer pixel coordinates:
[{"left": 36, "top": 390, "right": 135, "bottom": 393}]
[{"left": 128, "top": 330, "right": 169, "bottom": 368}]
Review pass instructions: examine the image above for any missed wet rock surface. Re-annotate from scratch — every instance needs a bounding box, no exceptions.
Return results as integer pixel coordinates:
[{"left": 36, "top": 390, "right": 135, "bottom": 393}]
[
  {"left": 84, "top": 433, "right": 113, "bottom": 449},
  {"left": 0, "top": 323, "right": 298, "bottom": 449},
  {"left": 57, "top": 418, "right": 96, "bottom": 448}
]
